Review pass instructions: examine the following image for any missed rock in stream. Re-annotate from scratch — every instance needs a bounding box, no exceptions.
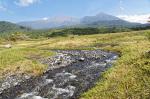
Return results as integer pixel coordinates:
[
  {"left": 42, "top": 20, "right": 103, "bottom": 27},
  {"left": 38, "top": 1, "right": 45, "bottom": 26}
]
[{"left": 0, "top": 50, "right": 118, "bottom": 99}]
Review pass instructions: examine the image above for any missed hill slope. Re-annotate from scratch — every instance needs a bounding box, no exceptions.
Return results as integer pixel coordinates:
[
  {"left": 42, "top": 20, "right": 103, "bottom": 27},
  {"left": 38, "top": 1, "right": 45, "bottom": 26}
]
[{"left": 0, "top": 21, "right": 30, "bottom": 33}]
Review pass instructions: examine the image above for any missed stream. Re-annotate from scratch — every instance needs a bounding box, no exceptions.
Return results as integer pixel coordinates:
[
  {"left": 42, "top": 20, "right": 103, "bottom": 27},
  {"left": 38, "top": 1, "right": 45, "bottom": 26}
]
[{"left": 0, "top": 50, "right": 118, "bottom": 99}]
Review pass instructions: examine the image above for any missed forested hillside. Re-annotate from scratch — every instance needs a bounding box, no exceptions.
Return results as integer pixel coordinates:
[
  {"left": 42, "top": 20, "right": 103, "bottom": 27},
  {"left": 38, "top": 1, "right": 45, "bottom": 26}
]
[{"left": 0, "top": 21, "right": 30, "bottom": 34}]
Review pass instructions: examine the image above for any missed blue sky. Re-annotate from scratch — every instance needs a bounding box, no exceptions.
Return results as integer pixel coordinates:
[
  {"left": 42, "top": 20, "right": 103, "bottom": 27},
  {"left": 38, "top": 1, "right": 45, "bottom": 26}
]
[{"left": 0, "top": 0, "right": 150, "bottom": 22}]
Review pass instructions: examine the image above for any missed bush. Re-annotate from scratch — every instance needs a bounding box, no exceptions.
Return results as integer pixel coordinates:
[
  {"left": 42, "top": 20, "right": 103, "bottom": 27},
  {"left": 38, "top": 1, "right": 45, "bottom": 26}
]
[
  {"left": 7, "top": 32, "right": 29, "bottom": 41},
  {"left": 48, "top": 32, "right": 68, "bottom": 37}
]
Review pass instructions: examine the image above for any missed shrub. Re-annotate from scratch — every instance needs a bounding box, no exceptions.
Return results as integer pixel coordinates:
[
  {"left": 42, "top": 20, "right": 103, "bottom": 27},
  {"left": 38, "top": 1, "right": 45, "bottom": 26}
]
[
  {"left": 7, "top": 32, "right": 29, "bottom": 41},
  {"left": 48, "top": 32, "right": 68, "bottom": 37}
]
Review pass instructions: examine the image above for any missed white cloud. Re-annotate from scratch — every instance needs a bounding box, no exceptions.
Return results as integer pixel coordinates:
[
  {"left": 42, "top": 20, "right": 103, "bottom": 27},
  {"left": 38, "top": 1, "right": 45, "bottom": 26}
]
[
  {"left": 117, "top": 14, "right": 150, "bottom": 24},
  {"left": 42, "top": 17, "right": 49, "bottom": 21},
  {"left": 15, "top": 0, "right": 40, "bottom": 7},
  {"left": 0, "top": 1, "right": 7, "bottom": 12},
  {"left": 0, "top": 5, "right": 7, "bottom": 11},
  {"left": 119, "top": 0, "right": 125, "bottom": 11},
  {"left": 0, "top": 3, "right": 13, "bottom": 14},
  {"left": 120, "top": 6, "right": 124, "bottom": 11}
]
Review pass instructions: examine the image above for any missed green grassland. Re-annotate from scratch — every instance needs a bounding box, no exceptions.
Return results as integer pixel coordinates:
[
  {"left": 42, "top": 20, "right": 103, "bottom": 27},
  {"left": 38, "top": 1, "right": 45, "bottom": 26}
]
[
  {"left": 0, "top": 45, "right": 54, "bottom": 78},
  {"left": 0, "top": 30, "right": 150, "bottom": 98}
]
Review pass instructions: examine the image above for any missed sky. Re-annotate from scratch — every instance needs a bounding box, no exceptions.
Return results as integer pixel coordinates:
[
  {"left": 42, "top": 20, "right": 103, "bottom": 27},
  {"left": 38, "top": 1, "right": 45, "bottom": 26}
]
[{"left": 0, "top": 0, "right": 150, "bottom": 23}]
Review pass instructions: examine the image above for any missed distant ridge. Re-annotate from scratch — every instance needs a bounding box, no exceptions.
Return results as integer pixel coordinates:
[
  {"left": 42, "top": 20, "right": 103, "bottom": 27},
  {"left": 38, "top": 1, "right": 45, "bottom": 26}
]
[
  {"left": 18, "top": 16, "right": 80, "bottom": 29},
  {"left": 17, "top": 13, "right": 141, "bottom": 29}
]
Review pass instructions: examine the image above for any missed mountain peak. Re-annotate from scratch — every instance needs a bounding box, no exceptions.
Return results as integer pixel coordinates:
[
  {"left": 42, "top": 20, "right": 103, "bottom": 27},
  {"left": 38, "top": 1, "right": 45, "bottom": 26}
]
[{"left": 81, "top": 13, "right": 120, "bottom": 24}]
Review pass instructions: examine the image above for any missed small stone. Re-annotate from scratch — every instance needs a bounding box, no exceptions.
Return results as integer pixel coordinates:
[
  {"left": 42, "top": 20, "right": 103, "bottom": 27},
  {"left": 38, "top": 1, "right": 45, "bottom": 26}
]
[
  {"left": 69, "top": 75, "right": 77, "bottom": 79},
  {"left": 45, "top": 79, "right": 53, "bottom": 84},
  {"left": 78, "top": 58, "right": 85, "bottom": 61},
  {"left": 24, "top": 75, "right": 31, "bottom": 79},
  {"left": 32, "top": 96, "right": 48, "bottom": 99}
]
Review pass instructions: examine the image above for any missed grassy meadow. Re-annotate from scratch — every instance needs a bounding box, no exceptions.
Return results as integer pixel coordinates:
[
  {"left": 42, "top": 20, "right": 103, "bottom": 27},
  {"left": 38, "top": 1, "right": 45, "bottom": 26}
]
[
  {"left": 0, "top": 30, "right": 150, "bottom": 98},
  {"left": 0, "top": 44, "right": 54, "bottom": 77}
]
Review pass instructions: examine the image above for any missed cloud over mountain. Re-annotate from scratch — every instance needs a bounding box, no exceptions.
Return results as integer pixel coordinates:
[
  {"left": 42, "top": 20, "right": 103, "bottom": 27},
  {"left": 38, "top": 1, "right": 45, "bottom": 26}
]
[{"left": 118, "top": 14, "right": 150, "bottom": 24}]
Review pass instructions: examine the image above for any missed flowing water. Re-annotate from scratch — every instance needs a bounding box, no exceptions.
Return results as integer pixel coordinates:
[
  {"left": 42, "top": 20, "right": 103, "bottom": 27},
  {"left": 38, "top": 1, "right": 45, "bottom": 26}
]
[{"left": 0, "top": 50, "right": 118, "bottom": 99}]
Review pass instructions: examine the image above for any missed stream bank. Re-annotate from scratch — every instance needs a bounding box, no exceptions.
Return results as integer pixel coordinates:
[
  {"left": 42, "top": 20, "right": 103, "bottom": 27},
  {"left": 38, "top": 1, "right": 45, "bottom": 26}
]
[{"left": 0, "top": 50, "right": 118, "bottom": 99}]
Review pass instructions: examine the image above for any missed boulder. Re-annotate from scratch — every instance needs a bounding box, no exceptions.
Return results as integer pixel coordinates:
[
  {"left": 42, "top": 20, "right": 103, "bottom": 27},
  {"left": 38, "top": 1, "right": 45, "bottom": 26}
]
[{"left": 4, "top": 44, "right": 12, "bottom": 48}]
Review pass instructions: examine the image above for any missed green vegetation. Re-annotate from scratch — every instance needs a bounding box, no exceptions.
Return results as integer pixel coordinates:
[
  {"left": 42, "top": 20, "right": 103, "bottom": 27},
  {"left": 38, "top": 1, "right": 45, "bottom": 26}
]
[
  {"left": 80, "top": 31, "right": 150, "bottom": 99},
  {"left": 145, "top": 31, "right": 150, "bottom": 40},
  {"left": 0, "top": 27, "right": 150, "bottom": 98},
  {"left": 27, "top": 27, "right": 132, "bottom": 38},
  {"left": 1, "top": 21, "right": 150, "bottom": 41},
  {"left": 0, "top": 21, "right": 30, "bottom": 37},
  {"left": 0, "top": 45, "right": 54, "bottom": 78}
]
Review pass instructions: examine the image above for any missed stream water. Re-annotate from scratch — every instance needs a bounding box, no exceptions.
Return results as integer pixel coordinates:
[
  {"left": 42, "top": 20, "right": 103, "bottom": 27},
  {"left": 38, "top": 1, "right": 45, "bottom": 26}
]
[{"left": 0, "top": 50, "right": 118, "bottom": 99}]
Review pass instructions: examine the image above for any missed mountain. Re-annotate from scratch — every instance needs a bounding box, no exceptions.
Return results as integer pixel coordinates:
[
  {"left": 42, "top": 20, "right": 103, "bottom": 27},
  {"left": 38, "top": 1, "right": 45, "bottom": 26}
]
[
  {"left": 80, "top": 13, "right": 141, "bottom": 27},
  {"left": 18, "top": 16, "right": 80, "bottom": 29},
  {"left": 81, "top": 13, "right": 120, "bottom": 24},
  {"left": 18, "top": 13, "right": 141, "bottom": 29},
  {"left": 0, "top": 21, "right": 30, "bottom": 33}
]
